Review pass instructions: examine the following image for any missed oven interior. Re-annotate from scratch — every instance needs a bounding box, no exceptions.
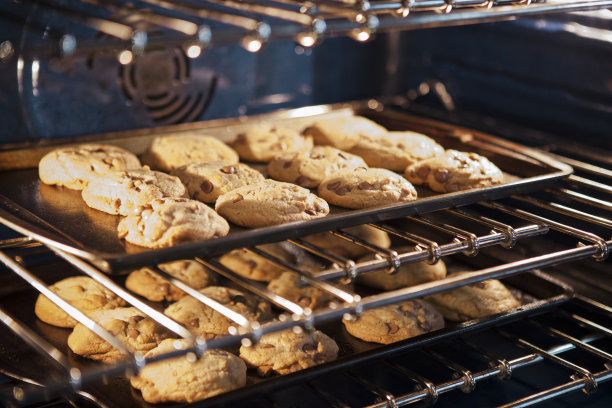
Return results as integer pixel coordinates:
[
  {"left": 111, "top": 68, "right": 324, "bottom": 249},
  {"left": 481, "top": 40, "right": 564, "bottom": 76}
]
[{"left": 1, "top": 1, "right": 611, "bottom": 407}]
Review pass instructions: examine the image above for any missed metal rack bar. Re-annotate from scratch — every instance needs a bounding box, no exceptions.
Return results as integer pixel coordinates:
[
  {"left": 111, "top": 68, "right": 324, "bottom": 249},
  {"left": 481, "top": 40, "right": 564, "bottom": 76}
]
[{"left": 548, "top": 188, "right": 612, "bottom": 212}]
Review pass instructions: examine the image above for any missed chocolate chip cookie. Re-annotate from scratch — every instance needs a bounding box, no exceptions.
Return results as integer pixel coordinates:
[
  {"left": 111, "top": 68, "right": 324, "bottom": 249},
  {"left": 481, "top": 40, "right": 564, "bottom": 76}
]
[
  {"left": 117, "top": 197, "right": 230, "bottom": 248},
  {"left": 267, "top": 146, "right": 367, "bottom": 188},
  {"left": 357, "top": 257, "right": 447, "bottom": 291},
  {"left": 229, "top": 123, "right": 313, "bottom": 162},
  {"left": 35, "top": 276, "right": 127, "bottom": 328},
  {"left": 131, "top": 339, "right": 246, "bottom": 403},
  {"left": 267, "top": 272, "right": 333, "bottom": 310},
  {"left": 67, "top": 307, "right": 172, "bottom": 364},
  {"left": 405, "top": 149, "right": 504, "bottom": 193},
  {"left": 218, "top": 243, "right": 292, "bottom": 282},
  {"left": 239, "top": 326, "right": 339, "bottom": 375},
  {"left": 38, "top": 144, "right": 141, "bottom": 190},
  {"left": 142, "top": 133, "right": 239, "bottom": 172},
  {"left": 82, "top": 168, "right": 188, "bottom": 216},
  {"left": 302, "top": 224, "right": 391, "bottom": 259},
  {"left": 164, "top": 286, "right": 272, "bottom": 339},
  {"left": 215, "top": 179, "right": 329, "bottom": 228},
  {"left": 171, "top": 161, "right": 265, "bottom": 203},
  {"left": 343, "top": 299, "right": 444, "bottom": 344},
  {"left": 303, "top": 115, "right": 387, "bottom": 150},
  {"left": 318, "top": 168, "right": 417, "bottom": 209},
  {"left": 348, "top": 131, "right": 444, "bottom": 172},
  {"left": 126, "top": 260, "right": 216, "bottom": 302},
  {"left": 425, "top": 274, "right": 521, "bottom": 321}
]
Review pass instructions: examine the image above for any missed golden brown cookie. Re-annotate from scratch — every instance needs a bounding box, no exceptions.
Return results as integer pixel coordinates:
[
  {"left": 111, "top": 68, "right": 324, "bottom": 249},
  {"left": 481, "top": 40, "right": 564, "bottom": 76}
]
[
  {"left": 302, "top": 224, "right": 391, "bottom": 259},
  {"left": 38, "top": 144, "right": 141, "bottom": 190},
  {"left": 218, "top": 243, "right": 292, "bottom": 282},
  {"left": 357, "top": 258, "right": 447, "bottom": 291},
  {"left": 131, "top": 339, "right": 246, "bottom": 403},
  {"left": 164, "top": 286, "right": 272, "bottom": 339},
  {"left": 267, "top": 272, "right": 333, "bottom": 310},
  {"left": 267, "top": 146, "right": 367, "bottom": 188},
  {"left": 229, "top": 123, "right": 313, "bottom": 162},
  {"left": 215, "top": 179, "right": 329, "bottom": 228},
  {"left": 342, "top": 299, "right": 444, "bottom": 344},
  {"left": 35, "top": 276, "right": 127, "bottom": 328},
  {"left": 67, "top": 307, "right": 172, "bottom": 364},
  {"left": 117, "top": 197, "right": 230, "bottom": 248},
  {"left": 405, "top": 149, "right": 504, "bottom": 193},
  {"left": 425, "top": 274, "right": 521, "bottom": 321},
  {"left": 348, "top": 131, "right": 444, "bottom": 172},
  {"left": 318, "top": 168, "right": 417, "bottom": 209},
  {"left": 141, "top": 133, "right": 239, "bottom": 172},
  {"left": 303, "top": 115, "right": 387, "bottom": 150},
  {"left": 82, "top": 168, "right": 188, "bottom": 216},
  {"left": 239, "top": 326, "right": 338, "bottom": 375},
  {"left": 125, "top": 260, "right": 216, "bottom": 302},
  {"left": 171, "top": 161, "right": 265, "bottom": 203}
]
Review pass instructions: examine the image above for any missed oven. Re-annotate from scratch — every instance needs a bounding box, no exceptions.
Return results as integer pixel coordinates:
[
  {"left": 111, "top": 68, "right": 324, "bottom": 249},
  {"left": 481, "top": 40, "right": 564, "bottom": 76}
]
[{"left": 0, "top": 1, "right": 611, "bottom": 407}]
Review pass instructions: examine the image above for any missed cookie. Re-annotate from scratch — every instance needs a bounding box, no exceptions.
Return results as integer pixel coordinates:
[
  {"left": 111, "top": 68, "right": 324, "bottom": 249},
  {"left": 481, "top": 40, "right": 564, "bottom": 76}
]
[
  {"left": 357, "top": 257, "right": 447, "bottom": 291},
  {"left": 117, "top": 197, "right": 230, "bottom": 248},
  {"left": 34, "top": 276, "right": 127, "bottom": 328},
  {"left": 348, "top": 131, "right": 444, "bottom": 172},
  {"left": 215, "top": 179, "right": 329, "bottom": 228},
  {"left": 82, "top": 168, "right": 188, "bottom": 216},
  {"left": 141, "top": 133, "right": 239, "bottom": 172},
  {"left": 229, "top": 123, "right": 314, "bottom": 162},
  {"left": 218, "top": 243, "right": 292, "bottom": 282},
  {"left": 267, "top": 272, "right": 333, "bottom": 310},
  {"left": 267, "top": 146, "right": 368, "bottom": 188},
  {"left": 38, "top": 144, "right": 141, "bottom": 190},
  {"left": 239, "top": 326, "right": 338, "bottom": 375},
  {"left": 171, "top": 161, "right": 265, "bottom": 203},
  {"left": 303, "top": 115, "right": 387, "bottom": 150},
  {"left": 302, "top": 224, "right": 391, "bottom": 259},
  {"left": 125, "top": 260, "right": 216, "bottom": 302},
  {"left": 164, "top": 286, "right": 272, "bottom": 339},
  {"left": 405, "top": 149, "right": 504, "bottom": 193},
  {"left": 131, "top": 339, "right": 246, "bottom": 403},
  {"left": 67, "top": 307, "right": 172, "bottom": 364},
  {"left": 342, "top": 299, "right": 444, "bottom": 344},
  {"left": 318, "top": 168, "right": 417, "bottom": 209},
  {"left": 425, "top": 274, "right": 521, "bottom": 321}
]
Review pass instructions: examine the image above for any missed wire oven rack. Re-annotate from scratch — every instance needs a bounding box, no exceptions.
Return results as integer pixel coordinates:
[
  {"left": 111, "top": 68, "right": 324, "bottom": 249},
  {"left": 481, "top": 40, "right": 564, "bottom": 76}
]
[
  {"left": 3, "top": 0, "right": 612, "bottom": 60},
  {"left": 0, "top": 145, "right": 610, "bottom": 407}
]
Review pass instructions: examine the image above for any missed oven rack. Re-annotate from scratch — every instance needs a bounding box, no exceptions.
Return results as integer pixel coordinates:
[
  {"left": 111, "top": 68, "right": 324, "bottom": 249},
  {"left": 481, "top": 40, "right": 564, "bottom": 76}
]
[
  {"left": 0, "top": 155, "right": 610, "bottom": 407},
  {"left": 3, "top": 0, "right": 612, "bottom": 60}
]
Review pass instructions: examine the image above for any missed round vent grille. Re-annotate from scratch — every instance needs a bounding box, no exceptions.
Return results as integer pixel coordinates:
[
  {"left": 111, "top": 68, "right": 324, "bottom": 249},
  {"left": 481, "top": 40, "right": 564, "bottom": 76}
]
[{"left": 119, "top": 48, "right": 216, "bottom": 124}]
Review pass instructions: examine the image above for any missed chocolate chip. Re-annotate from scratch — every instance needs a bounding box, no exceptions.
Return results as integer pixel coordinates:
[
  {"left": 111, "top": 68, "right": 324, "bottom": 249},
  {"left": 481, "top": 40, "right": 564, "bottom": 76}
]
[
  {"left": 283, "top": 161, "right": 293, "bottom": 168},
  {"left": 470, "top": 281, "right": 486, "bottom": 289},
  {"left": 434, "top": 168, "right": 449, "bottom": 183},
  {"left": 335, "top": 186, "right": 350, "bottom": 196},
  {"left": 338, "top": 153, "right": 348, "bottom": 160},
  {"left": 418, "top": 320, "right": 431, "bottom": 331},
  {"left": 235, "top": 134, "right": 246, "bottom": 144},
  {"left": 260, "top": 343, "right": 275, "bottom": 349},
  {"left": 302, "top": 343, "right": 316, "bottom": 353},
  {"left": 386, "top": 322, "right": 399, "bottom": 334},
  {"left": 113, "top": 198, "right": 122, "bottom": 211},
  {"left": 358, "top": 181, "right": 375, "bottom": 190},
  {"left": 102, "top": 157, "right": 115, "bottom": 165},
  {"left": 416, "top": 165, "right": 431, "bottom": 179},
  {"left": 446, "top": 183, "right": 460, "bottom": 192},
  {"left": 245, "top": 260, "right": 257, "bottom": 270},
  {"left": 200, "top": 180, "right": 214, "bottom": 193},
  {"left": 89, "top": 165, "right": 95, "bottom": 171},
  {"left": 305, "top": 209, "right": 317, "bottom": 216},
  {"left": 295, "top": 175, "right": 312, "bottom": 187},
  {"left": 188, "top": 319, "right": 200, "bottom": 328},
  {"left": 232, "top": 193, "right": 244, "bottom": 203},
  {"left": 298, "top": 296, "right": 312, "bottom": 307},
  {"left": 127, "top": 328, "right": 139, "bottom": 339},
  {"left": 220, "top": 165, "right": 237, "bottom": 174},
  {"left": 230, "top": 295, "right": 247, "bottom": 305},
  {"left": 128, "top": 315, "right": 144, "bottom": 324},
  {"left": 413, "top": 301, "right": 422, "bottom": 310},
  {"left": 326, "top": 181, "right": 341, "bottom": 191}
]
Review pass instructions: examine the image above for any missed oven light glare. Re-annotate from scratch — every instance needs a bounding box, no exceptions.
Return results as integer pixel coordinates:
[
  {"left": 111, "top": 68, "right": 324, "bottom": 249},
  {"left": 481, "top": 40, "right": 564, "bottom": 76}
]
[
  {"left": 186, "top": 44, "right": 202, "bottom": 59},
  {"left": 351, "top": 29, "right": 371, "bottom": 42},
  {"left": 242, "top": 37, "right": 263, "bottom": 53},
  {"left": 296, "top": 33, "right": 317, "bottom": 48},
  {"left": 118, "top": 50, "right": 133, "bottom": 65}
]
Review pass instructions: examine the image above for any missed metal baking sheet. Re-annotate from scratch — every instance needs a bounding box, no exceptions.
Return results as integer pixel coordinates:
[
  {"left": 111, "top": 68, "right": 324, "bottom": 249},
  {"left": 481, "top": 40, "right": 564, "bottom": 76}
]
[
  {"left": 0, "top": 261, "right": 572, "bottom": 408},
  {"left": 0, "top": 102, "right": 572, "bottom": 273}
]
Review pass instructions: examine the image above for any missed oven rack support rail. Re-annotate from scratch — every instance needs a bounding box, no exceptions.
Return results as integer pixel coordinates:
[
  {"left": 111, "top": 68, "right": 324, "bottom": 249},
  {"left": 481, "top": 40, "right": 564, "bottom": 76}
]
[
  {"left": 0, "top": 179, "right": 610, "bottom": 406},
  {"left": 3, "top": 0, "right": 612, "bottom": 60}
]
